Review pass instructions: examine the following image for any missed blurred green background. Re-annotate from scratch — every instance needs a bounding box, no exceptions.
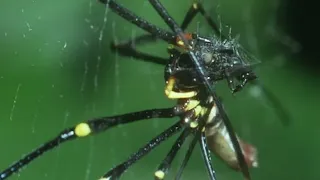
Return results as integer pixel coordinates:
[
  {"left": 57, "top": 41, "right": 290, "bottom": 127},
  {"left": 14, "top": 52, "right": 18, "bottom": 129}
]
[{"left": 0, "top": 0, "right": 318, "bottom": 180}]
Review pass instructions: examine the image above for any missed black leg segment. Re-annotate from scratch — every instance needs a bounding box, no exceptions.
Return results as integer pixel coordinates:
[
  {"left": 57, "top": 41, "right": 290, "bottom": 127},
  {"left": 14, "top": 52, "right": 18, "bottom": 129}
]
[
  {"left": 99, "top": 0, "right": 175, "bottom": 43},
  {"left": 0, "top": 107, "right": 180, "bottom": 180},
  {"left": 101, "top": 121, "right": 184, "bottom": 180},
  {"left": 180, "top": 1, "right": 224, "bottom": 39},
  {"left": 111, "top": 34, "right": 168, "bottom": 66}
]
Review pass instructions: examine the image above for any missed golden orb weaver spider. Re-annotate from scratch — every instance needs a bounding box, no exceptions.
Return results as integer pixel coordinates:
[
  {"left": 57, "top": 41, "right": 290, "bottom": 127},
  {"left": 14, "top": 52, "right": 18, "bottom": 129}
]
[{"left": 0, "top": 0, "right": 290, "bottom": 180}]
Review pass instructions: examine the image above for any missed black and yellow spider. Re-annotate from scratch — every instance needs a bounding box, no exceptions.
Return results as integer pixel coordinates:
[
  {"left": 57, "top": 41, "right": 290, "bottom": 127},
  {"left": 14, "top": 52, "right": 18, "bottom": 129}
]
[{"left": 0, "top": 1, "right": 289, "bottom": 180}]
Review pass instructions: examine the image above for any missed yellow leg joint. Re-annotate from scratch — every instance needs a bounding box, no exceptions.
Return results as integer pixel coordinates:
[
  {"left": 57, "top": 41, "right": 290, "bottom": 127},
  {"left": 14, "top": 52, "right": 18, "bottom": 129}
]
[
  {"left": 190, "top": 121, "right": 198, "bottom": 128},
  {"left": 155, "top": 170, "right": 165, "bottom": 179},
  {"left": 165, "top": 77, "right": 197, "bottom": 99},
  {"left": 194, "top": 105, "right": 203, "bottom": 117},
  {"left": 193, "top": 3, "right": 198, "bottom": 9},
  {"left": 177, "top": 40, "right": 184, "bottom": 46},
  {"left": 185, "top": 99, "right": 200, "bottom": 111},
  {"left": 75, "top": 123, "right": 91, "bottom": 137},
  {"left": 165, "top": 90, "right": 197, "bottom": 99},
  {"left": 167, "top": 44, "right": 175, "bottom": 49},
  {"left": 200, "top": 107, "right": 208, "bottom": 116}
]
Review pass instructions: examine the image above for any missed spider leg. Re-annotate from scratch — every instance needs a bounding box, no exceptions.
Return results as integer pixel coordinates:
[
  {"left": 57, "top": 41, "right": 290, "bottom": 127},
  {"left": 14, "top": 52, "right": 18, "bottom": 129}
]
[
  {"left": 99, "top": 0, "right": 175, "bottom": 43},
  {"left": 111, "top": 34, "right": 167, "bottom": 66},
  {"left": 98, "top": 0, "right": 177, "bottom": 65},
  {"left": 106, "top": 0, "right": 227, "bottom": 66},
  {"left": 199, "top": 131, "right": 217, "bottom": 180},
  {"left": 110, "top": 0, "right": 226, "bottom": 65},
  {"left": 148, "top": 1, "right": 251, "bottom": 179},
  {"left": 154, "top": 127, "right": 192, "bottom": 180},
  {"left": 180, "top": 1, "right": 225, "bottom": 39},
  {"left": 110, "top": 0, "right": 226, "bottom": 66},
  {"left": 174, "top": 127, "right": 202, "bottom": 180},
  {"left": 0, "top": 107, "right": 180, "bottom": 180},
  {"left": 100, "top": 121, "right": 183, "bottom": 180}
]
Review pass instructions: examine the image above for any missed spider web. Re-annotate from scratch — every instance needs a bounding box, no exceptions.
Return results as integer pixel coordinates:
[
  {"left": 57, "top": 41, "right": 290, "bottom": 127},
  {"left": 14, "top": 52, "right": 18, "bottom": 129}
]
[{"left": 0, "top": 0, "right": 315, "bottom": 180}]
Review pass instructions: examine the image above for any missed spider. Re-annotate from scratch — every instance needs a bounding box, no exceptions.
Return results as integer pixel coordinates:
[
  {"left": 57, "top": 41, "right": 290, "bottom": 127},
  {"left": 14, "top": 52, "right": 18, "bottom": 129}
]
[{"left": 0, "top": 0, "right": 290, "bottom": 180}]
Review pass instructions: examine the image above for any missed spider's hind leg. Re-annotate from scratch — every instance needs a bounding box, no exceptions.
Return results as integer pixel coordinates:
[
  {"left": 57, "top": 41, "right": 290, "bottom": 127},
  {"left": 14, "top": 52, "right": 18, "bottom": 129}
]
[{"left": 101, "top": 121, "right": 184, "bottom": 180}]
